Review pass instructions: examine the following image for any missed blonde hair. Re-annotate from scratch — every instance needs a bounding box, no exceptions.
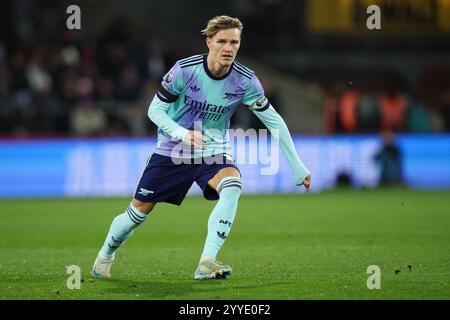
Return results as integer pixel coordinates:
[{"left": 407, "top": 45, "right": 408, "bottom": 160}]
[{"left": 201, "top": 15, "right": 243, "bottom": 38}]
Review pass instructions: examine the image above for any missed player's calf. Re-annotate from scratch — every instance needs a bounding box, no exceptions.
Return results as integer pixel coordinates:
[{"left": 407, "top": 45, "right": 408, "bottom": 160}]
[
  {"left": 93, "top": 202, "right": 150, "bottom": 278},
  {"left": 196, "top": 176, "right": 241, "bottom": 279}
]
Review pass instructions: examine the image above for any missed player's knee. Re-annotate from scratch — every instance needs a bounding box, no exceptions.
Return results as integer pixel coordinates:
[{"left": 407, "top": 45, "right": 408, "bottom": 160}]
[
  {"left": 210, "top": 167, "right": 240, "bottom": 189},
  {"left": 217, "top": 177, "right": 242, "bottom": 198},
  {"left": 131, "top": 199, "right": 155, "bottom": 215}
]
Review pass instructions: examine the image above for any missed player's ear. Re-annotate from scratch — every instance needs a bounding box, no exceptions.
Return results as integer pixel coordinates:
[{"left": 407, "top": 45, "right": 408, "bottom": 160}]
[{"left": 206, "top": 37, "right": 212, "bottom": 49}]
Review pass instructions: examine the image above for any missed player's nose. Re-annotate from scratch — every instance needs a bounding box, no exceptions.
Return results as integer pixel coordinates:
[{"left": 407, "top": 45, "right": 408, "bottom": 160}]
[{"left": 223, "top": 43, "right": 233, "bottom": 52}]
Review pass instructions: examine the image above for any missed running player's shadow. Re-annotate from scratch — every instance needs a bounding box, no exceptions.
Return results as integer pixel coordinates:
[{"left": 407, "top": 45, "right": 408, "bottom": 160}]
[{"left": 105, "top": 278, "right": 289, "bottom": 299}]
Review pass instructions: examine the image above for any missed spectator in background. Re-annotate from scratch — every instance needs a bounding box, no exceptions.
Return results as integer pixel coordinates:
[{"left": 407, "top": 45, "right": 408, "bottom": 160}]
[
  {"left": 114, "top": 63, "right": 142, "bottom": 102},
  {"left": 406, "top": 95, "right": 433, "bottom": 132},
  {"left": 379, "top": 88, "right": 408, "bottom": 132},
  {"left": 9, "top": 49, "right": 28, "bottom": 92},
  {"left": 146, "top": 38, "right": 167, "bottom": 82},
  {"left": 335, "top": 171, "right": 352, "bottom": 188},
  {"left": 374, "top": 130, "right": 403, "bottom": 186},
  {"left": 324, "top": 84, "right": 361, "bottom": 134},
  {"left": 339, "top": 89, "right": 361, "bottom": 133},
  {"left": 439, "top": 86, "right": 450, "bottom": 131},
  {"left": 324, "top": 84, "right": 341, "bottom": 134},
  {"left": 70, "top": 100, "right": 107, "bottom": 136},
  {"left": 0, "top": 44, "right": 8, "bottom": 103},
  {"left": 357, "top": 94, "right": 380, "bottom": 133}
]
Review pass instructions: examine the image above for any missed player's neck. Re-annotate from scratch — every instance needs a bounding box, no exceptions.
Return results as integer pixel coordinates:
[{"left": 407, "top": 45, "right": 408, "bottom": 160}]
[{"left": 207, "top": 55, "right": 231, "bottom": 78}]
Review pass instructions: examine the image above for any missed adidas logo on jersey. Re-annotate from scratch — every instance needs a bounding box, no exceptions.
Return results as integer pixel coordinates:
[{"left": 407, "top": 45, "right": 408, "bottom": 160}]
[{"left": 190, "top": 85, "right": 200, "bottom": 92}]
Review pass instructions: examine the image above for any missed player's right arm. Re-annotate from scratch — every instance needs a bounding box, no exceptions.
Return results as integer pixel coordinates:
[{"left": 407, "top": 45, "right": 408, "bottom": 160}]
[{"left": 148, "top": 62, "right": 205, "bottom": 149}]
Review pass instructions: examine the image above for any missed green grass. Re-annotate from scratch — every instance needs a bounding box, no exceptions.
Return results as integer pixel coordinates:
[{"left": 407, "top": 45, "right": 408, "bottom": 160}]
[{"left": 0, "top": 188, "right": 449, "bottom": 300}]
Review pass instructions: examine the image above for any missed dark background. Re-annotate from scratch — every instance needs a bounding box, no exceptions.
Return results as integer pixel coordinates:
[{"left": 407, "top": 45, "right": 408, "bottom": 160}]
[{"left": 0, "top": 0, "right": 449, "bottom": 136}]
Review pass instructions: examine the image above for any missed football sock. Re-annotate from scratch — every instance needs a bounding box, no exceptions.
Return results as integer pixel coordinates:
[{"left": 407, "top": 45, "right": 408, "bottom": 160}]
[
  {"left": 200, "top": 176, "right": 242, "bottom": 260},
  {"left": 99, "top": 203, "right": 148, "bottom": 258}
]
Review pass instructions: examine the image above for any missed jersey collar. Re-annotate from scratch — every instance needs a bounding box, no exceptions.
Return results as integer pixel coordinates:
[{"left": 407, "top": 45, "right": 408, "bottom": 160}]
[{"left": 203, "top": 54, "right": 234, "bottom": 80}]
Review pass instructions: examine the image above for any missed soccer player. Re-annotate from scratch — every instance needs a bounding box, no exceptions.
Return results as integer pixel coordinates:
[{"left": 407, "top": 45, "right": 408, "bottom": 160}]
[{"left": 92, "top": 15, "right": 311, "bottom": 280}]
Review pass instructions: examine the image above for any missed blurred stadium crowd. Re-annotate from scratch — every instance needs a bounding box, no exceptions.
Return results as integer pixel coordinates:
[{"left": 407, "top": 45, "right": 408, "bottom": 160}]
[
  {"left": 0, "top": 0, "right": 449, "bottom": 137},
  {"left": 324, "top": 80, "right": 450, "bottom": 134},
  {"left": 0, "top": 14, "right": 187, "bottom": 137}
]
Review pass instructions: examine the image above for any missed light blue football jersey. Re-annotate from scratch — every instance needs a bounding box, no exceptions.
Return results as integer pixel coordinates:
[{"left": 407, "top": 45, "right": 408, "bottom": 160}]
[{"left": 154, "top": 54, "right": 269, "bottom": 158}]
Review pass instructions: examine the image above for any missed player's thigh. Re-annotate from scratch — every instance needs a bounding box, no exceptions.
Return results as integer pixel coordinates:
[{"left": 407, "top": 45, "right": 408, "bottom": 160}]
[
  {"left": 131, "top": 198, "right": 156, "bottom": 215},
  {"left": 134, "top": 153, "right": 195, "bottom": 206},
  {"left": 208, "top": 167, "right": 241, "bottom": 191}
]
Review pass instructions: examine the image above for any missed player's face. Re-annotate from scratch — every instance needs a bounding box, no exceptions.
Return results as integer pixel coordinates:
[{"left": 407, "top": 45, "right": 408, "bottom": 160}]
[{"left": 206, "top": 28, "right": 241, "bottom": 67}]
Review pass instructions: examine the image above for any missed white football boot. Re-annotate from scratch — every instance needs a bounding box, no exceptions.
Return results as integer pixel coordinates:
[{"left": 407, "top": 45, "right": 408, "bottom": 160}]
[
  {"left": 194, "top": 258, "right": 232, "bottom": 280},
  {"left": 92, "top": 253, "right": 114, "bottom": 278}
]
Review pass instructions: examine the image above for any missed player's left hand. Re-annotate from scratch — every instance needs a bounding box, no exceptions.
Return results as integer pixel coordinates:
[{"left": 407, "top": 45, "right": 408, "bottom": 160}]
[{"left": 302, "top": 175, "right": 311, "bottom": 192}]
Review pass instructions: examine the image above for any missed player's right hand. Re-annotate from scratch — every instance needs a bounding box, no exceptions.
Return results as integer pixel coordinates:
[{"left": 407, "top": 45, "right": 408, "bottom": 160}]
[{"left": 184, "top": 131, "right": 207, "bottom": 150}]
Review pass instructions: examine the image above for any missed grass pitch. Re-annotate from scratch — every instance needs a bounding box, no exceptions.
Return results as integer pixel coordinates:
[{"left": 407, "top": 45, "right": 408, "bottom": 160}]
[{"left": 0, "top": 188, "right": 449, "bottom": 300}]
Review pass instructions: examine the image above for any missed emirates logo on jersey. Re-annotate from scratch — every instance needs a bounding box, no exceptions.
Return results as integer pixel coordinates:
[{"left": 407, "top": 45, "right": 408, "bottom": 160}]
[{"left": 184, "top": 95, "right": 232, "bottom": 122}]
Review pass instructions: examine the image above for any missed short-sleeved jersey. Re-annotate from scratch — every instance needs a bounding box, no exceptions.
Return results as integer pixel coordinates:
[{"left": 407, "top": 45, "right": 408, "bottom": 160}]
[{"left": 154, "top": 54, "right": 269, "bottom": 158}]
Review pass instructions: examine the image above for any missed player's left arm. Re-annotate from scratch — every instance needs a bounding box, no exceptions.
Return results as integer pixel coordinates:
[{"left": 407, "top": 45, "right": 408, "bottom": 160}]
[
  {"left": 252, "top": 104, "right": 311, "bottom": 190},
  {"left": 243, "top": 75, "right": 311, "bottom": 190}
]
